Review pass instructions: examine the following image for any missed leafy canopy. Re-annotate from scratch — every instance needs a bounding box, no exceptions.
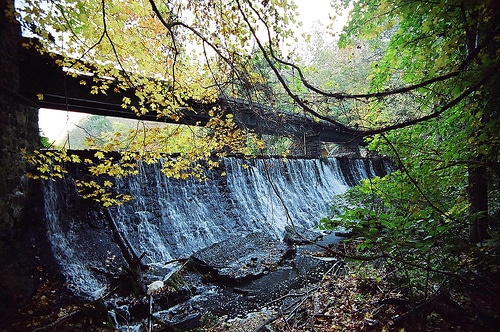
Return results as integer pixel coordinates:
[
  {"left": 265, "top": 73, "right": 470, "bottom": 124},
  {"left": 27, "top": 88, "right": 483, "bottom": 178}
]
[
  {"left": 18, "top": 0, "right": 301, "bottom": 204},
  {"left": 320, "top": 0, "right": 499, "bottom": 326},
  {"left": 14, "top": 0, "right": 500, "bottom": 326}
]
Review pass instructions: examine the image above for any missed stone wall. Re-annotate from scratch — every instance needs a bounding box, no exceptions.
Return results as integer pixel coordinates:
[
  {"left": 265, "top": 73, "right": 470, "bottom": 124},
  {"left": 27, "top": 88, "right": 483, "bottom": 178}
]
[
  {"left": 0, "top": 0, "right": 41, "bottom": 229},
  {"left": 0, "top": 0, "right": 48, "bottom": 324},
  {"left": 0, "top": 92, "right": 39, "bottom": 229}
]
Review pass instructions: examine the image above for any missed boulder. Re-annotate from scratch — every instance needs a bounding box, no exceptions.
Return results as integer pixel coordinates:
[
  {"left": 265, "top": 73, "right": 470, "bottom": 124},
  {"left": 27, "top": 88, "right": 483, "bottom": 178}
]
[
  {"left": 189, "top": 232, "right": 291, "bottom": 284},
  {"left": 283, "top": 226, "right": 323, "bottom": 245}
]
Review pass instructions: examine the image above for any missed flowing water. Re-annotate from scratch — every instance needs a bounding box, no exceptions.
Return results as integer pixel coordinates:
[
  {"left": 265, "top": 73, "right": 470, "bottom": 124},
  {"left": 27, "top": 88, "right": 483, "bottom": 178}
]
[{"left": 41, "top": 156, "right": 391, "bottom": 328}]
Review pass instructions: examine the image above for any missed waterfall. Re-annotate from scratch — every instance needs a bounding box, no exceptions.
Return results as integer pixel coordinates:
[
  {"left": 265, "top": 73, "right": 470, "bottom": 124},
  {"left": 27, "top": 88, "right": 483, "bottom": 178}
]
[{"left": 42, "top": 156, "right": 388, "bottom": 297}]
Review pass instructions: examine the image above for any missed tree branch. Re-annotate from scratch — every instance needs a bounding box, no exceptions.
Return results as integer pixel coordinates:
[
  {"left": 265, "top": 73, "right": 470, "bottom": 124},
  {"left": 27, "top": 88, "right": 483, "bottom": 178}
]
[
  {"left": 361, "top": 62, "right": 500, "bottom": 136},
  {"left": 236, "top": 0, "right": 360, "bottom": 135},
  {"left": 238, "top": 0, "right": 499, "bottom": 139}
]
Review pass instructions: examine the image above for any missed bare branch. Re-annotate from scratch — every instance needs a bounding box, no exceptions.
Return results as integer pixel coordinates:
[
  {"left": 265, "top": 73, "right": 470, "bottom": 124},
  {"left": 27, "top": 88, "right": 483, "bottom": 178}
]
[
  {"left": 237, "top": 0, "right": 499, "bottom": 139},
  {"left": 361, "top": 62, "right": 500, "bottom": 136},
  {"left": 236, "top": 0, "right": 360, "bottom": 135}
]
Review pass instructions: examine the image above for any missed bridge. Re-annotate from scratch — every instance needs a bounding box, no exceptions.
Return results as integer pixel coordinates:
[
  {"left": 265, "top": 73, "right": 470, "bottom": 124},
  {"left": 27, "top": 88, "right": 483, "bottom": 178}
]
[{"left": 18, "top": 42, "right": 364, "bottom": 157}]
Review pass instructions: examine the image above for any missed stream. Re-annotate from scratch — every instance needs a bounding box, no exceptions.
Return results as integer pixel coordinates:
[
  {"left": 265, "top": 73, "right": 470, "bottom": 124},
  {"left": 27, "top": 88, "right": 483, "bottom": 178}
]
[
  {"left": 109, "top": 232, "right": 344, "bottom": 331},
  {"left": 40, "top": 156, "right": 391, "bottom": 330}
]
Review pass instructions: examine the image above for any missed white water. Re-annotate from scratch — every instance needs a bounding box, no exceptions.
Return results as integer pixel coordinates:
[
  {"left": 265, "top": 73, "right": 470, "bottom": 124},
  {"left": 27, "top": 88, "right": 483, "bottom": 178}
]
[{"left": 42, "top": 157, "right": 386, "bottom": 297}]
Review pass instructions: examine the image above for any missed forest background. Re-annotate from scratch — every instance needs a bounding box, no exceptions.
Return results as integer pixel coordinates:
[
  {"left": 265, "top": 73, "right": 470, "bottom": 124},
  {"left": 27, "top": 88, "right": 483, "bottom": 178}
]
[{"left": 3, "top": 0, "right": 500, "bottom": 330}]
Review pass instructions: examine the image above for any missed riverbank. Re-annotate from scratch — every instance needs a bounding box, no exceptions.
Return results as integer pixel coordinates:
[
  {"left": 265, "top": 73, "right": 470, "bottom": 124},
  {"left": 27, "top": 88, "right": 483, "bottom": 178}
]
[{"left": 8, "top": 237, "right": 498, "bottom": 331}]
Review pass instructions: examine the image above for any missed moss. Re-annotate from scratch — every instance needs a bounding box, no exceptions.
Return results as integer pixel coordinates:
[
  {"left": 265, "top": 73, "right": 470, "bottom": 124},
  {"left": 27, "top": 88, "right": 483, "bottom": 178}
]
[{"left": 164, "top": 272, "right": 186, "bottom": 290}]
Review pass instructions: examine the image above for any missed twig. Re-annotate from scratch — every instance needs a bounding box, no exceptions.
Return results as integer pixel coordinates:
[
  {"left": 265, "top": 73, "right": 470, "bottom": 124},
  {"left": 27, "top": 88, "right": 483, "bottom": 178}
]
[
  {"left": 32, "top": 310, "right": 80, "bottom": 332},
  {"left": 253, "top": 285, "right": 319, "bottom": 332}
]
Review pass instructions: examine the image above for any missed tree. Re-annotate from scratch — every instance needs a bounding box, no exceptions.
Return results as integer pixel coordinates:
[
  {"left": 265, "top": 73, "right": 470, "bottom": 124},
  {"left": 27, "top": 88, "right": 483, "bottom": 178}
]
[
  {"left": 335, "top": 0, "right": 500, "bottom": 240},
  {"left": 316, "top": 0, "right": 499, "bottom": 328},
  {"left": 18, "top": 0, "right": 270, "bottom": 198},
  {"left": 11, "top": 0, "right": 499, "bottom": 322},
  {"left": 13, "top": 0, "right": 498, "bottom": 235}
]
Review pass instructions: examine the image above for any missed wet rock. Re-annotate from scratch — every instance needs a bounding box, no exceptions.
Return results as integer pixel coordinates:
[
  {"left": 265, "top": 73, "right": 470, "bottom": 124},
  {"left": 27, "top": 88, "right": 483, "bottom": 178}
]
[
  {"left": 334, "top": 230, "right": 354, "bottom": 237},
  {"left": 154, "top": 285, "right": 194, "bottom": 308},
  {"left": 154, "top": 303, "right": 204, "bottom": 329},
  {"left": 283, "top": 225, "right": 323, "bottom": 245},
  {"left": 172, "top": 312, "right": 202, "bottom": 331},
  {"left": 233, "top": 287, "right": 252, "bottom": 296},
  {"left": 189, "top": 232, "right": 291, "bottom": 284}
]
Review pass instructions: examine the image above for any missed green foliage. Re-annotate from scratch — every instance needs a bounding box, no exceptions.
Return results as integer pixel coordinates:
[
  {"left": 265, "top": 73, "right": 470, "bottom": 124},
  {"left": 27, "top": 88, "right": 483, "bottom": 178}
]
[
  {"left": 321, "top": 0, "right": 499, "bottom": 302},
  {"left": 320, "top": 171, "right": 469, "bottom": 297},
  {"left": 18, "top": 0, "right": 304, "bottom": 204},
  {"left": 39, "top": 133, "right": 51, "bottom": 148},
  {"left": 332, "top": 0, "right": 499, "bottom": 238},
  {"left": 321, "top": 1, "right": 499, "bottom": 315}
]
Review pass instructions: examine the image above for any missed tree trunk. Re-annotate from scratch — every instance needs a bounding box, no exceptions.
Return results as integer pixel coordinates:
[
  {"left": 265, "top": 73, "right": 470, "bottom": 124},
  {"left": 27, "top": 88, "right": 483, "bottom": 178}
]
[
  {"left": 468, "top": 162, "right": 489, "bottom": 243},
  {"left": 102, "top": 207, "right": 148, "bottom": 294},
  {"left": 462, "top": 7, "right": 495, "bottom": 243}
]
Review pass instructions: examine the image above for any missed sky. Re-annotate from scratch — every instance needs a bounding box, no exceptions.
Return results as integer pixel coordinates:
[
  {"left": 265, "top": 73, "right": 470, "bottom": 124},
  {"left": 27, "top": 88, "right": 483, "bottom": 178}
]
[
  {"left": 38, "top": 0, "right": 348, "bottom": 143},
  {"left": 38, "top": 109, "right": 88, "bottom": 143},
  {"left": 297, "top": 0, "right": 347, "bottom": 32}
]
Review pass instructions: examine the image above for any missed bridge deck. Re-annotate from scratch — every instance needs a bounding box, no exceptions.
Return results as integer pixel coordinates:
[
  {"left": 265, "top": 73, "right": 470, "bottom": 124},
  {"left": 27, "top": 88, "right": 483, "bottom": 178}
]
[{"left": 19, "top": 44, "right": 363, "bottom": 145}]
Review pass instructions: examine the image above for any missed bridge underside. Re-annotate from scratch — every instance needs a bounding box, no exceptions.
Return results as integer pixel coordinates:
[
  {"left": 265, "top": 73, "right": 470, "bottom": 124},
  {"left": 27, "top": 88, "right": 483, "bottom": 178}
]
[{"left": 19, "top": 44, "right": 364, "bottom": 157}]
